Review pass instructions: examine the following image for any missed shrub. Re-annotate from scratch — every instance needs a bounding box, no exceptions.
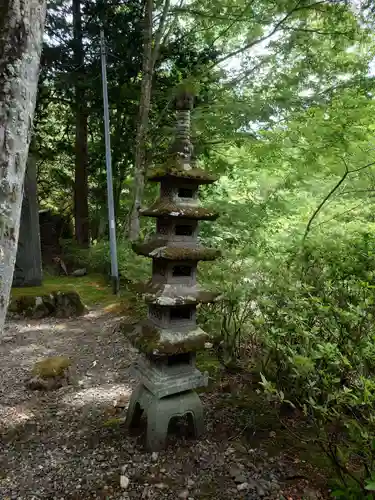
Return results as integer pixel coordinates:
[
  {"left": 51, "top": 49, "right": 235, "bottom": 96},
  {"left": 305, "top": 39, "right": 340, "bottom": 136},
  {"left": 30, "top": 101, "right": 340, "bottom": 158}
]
[
  {"left": 255, "top": 236, "right": 375, "bottom": 496},
  {"left": 198, "top": 232, "right": 375, "bottom": 496},
  {"left": 61, "top": 239, "right": 151, "bottom": 283}
]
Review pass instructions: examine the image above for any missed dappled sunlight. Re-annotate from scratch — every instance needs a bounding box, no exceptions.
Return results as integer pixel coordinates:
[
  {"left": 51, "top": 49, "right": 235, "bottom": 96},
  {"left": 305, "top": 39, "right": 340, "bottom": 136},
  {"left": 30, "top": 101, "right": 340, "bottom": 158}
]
[
  {"left": 62, "top": 383, "right": 132, "bottom": 408},
  {"left": 0, "top": 404, "right": 35, "bottom": 430},
  {"left": 16, "top": 322, "right": 55, "bottom": 333},
  {"left": 9, "top": 343, "right": 54, "bottom": 363}
]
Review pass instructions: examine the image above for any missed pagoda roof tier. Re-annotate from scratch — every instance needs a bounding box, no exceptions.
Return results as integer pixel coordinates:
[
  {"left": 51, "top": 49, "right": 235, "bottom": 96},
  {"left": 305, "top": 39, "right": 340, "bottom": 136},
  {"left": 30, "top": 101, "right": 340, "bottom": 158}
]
[
  {"left": 125, "top": 319, "right": 209, "bottom": 356},
  {"left": 133, "top": 239, "right": 220, "bottom": 261},
  {"left": 143, "top": 283, "right": 221, "bottom": 306},
  {"left": 140, "top": 199, "right": 218, "bottom": 220},
  {"left": 147, "top": 162, "right": 218, "bottom": 185}
]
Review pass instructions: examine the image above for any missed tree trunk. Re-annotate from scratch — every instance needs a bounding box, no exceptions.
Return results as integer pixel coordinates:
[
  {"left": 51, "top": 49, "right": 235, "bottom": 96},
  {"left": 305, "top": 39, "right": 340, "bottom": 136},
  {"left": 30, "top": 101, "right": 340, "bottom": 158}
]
[
  {"left": 73, "top": 0, "right": 89, "bottom": 247},
  {"left": 128, "top": 0, "right": 170, "bottom": 241},
  {"left": 128, "top": 0, "right": 153, "bottom": 242},
  {"left": 0, "top": 0, "right": 47, "bottom": 332}
]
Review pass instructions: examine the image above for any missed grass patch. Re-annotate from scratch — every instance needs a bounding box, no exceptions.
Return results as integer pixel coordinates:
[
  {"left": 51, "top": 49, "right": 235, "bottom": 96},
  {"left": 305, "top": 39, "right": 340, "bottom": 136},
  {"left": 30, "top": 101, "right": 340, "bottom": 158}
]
[{"left": 11, "top": 274, "right": 121, "bottom": 308}]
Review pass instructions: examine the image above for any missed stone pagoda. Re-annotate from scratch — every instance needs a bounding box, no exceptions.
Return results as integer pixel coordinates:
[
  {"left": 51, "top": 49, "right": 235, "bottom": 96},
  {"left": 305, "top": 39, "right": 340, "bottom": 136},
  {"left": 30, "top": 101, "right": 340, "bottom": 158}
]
[{"left": 125, "top": 89, "right": 220, "bottom": 451}]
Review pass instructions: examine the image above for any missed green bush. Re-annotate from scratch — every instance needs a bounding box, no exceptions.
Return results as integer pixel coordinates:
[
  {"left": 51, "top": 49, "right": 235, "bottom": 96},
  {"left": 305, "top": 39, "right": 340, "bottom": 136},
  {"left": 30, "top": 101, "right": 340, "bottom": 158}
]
[
  {"left": 254, "top": 236, "right": 375, "bottom": 497},
  {"left": 198, "top": 231, "right": 375, "bottom": 496},
  {"left": 61, "top": 239, "right": 151, "bottom": 283}
]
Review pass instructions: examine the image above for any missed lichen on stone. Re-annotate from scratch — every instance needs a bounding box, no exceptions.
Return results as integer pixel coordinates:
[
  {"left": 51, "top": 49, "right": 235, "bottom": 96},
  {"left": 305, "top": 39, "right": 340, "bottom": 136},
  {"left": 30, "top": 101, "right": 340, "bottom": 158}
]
[
  {"left": 133, "top": 239, "right": 220, "bottom": 261},
  {"left": 122, "top": 320, "right": 209, "bottom": 356},
  {"left": 147, "top": 158, "right": 218, "bottom": 184},
  {"left": 140, "top": 199, "right": 218, "bottom": 220},
  {"left": 8, "top": 290, "right": 86, "bottom": 318},
  {"left": 142, "top": 283, "right": 220, "bottom": 305}
]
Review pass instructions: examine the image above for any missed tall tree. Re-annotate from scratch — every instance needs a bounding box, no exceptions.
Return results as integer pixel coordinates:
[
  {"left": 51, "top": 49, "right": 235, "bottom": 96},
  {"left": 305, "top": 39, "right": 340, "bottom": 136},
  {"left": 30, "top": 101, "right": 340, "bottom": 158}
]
[
  {"left": 73, "top": 0, "right": 89, "bottom": 247},
  {"left": 129, "top": 0, "right": 170, "bottom": 241},
  {"left": 0, "top": 0, "right": 47, "bottom": 331}
]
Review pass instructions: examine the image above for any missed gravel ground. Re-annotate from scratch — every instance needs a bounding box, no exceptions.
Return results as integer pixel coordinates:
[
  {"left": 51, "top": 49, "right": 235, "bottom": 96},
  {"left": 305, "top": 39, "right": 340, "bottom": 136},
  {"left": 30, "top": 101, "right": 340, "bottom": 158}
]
[{"left": 0, "top": 310, "right": 326, "bottom": 499}]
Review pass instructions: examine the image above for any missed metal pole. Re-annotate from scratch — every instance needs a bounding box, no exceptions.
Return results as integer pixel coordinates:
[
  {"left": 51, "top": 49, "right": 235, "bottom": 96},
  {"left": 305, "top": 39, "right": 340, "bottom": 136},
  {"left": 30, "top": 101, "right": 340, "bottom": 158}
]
[{"left": 100, "top": 29, "right": 119, "bottom": 295}]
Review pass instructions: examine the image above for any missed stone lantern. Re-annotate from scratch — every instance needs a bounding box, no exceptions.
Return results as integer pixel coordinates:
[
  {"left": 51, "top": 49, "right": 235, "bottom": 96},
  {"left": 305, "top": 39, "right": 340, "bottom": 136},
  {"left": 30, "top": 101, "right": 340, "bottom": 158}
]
[{"left": 125, "top": 90, "right": 220, "bottom": 451}]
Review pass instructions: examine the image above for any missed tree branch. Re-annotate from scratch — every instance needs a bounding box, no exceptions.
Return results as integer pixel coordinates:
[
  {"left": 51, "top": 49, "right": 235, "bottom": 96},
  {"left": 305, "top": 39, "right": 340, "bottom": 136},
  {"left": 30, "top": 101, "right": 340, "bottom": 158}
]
[
  {"left": 303, "top": 159, "right": 375, "bottom": 241},
  {"left": 211, "top": 0, "right": 305, "bottom": 67},
  {"left": 151, "top": 0, "right": 171, "bottom": 69}
]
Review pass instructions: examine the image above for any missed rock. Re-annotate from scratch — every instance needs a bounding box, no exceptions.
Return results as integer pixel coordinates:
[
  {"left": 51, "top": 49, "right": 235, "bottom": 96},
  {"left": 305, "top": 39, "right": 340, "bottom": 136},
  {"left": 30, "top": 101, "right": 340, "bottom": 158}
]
[
  {"left": 151, "top": 452, "right": 159, "bottom": 462},
  {"left": 204, "top": 342, "right": 213, "bottom": 349},
  {"left": 9, "top": 290, "right": 86, "bottom": 319},
  {"left": 187, "top": 479, "right": 195, "bottom": 488},
  {"left": 54, "top": 291, "right": 87, "bottom": 318},
  {"left": 229, "top": 466, "right": 246, "bottom": 483},
  {"left": 234, "top": 474, "right": 247, "bottom": 484},
  {"left": 71, "top": 268, "right": 87, "bottom": 277},
  {"left": 120, "top": 475, "right": 129, "bottom": 489},
  {"left": 256, "top": 484, "right": 266, "bottom": 497},
  {"left": 178, "top": 490, "right": 189, "bottom": 499},
  {"left": 237, "top": 483, "right": 249, "bottom": 492},
  {"left": 304, "top": 489, "right": 320, "bottom": 499},
  {"left": 26, "top": 356, "right": 71, "bottom": 391},
  {"left": 155, "top": 483, "right": 167, "bottom": 489}
]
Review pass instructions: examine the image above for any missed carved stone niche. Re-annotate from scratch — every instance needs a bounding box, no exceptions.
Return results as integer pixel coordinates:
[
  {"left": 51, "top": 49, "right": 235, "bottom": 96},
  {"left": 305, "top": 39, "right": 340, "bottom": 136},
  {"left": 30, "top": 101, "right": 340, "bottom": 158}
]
[
  {"left": 160, "top": 180, "right": 199, "bottom": 205},
  {"left": 156, "top": 218, "right": 198, "bottom": 244},
  {"left": 148, "top": 304, "right": 197, "bottom": 330},
  {"left": 152, "top": 260, "right": 197, "bottom": 286}
]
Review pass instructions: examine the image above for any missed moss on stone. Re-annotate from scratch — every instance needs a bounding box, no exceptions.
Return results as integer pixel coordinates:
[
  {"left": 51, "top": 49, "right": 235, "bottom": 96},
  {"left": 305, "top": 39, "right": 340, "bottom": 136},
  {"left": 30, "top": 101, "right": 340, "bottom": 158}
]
[
  {"left": 32, "top": 356, "right": 71, "bottom": 379},
  {"left": 103, "top": 417, "right": 126, "bottom": 428},
  {"left": 147, "top": 159, "right": 218, "bottom": 184},
  {"left": 133, "top": 239, "right": 220, "bottom": 261},
  {"left": 143, "top": 283, "right": 220, "bottom": 305},
  {"left": 8, "top": 290, "right": 86, "bottom": 318},
  {"left": 10, "top": 295, "right": 36, "bottom": 314},
  {"left": 123, "top": 320, "right": 209, "bottom": 356},
  {"left": 140, "top": 199, "right": 218, "bottom": 220}
]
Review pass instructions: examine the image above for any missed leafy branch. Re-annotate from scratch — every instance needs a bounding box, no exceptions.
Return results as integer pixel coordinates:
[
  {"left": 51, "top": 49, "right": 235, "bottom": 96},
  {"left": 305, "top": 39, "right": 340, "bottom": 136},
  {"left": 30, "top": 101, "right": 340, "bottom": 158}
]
[{"left": 303, "top": 159, "right": 375, "bottom": 242}]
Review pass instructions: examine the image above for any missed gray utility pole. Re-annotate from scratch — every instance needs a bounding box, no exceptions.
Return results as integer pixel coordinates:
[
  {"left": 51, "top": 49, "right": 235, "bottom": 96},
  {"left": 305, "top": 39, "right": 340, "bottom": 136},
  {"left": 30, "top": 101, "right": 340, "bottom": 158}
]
[{"left": 100, "top": 29, "right": 119, "bottom": 295}]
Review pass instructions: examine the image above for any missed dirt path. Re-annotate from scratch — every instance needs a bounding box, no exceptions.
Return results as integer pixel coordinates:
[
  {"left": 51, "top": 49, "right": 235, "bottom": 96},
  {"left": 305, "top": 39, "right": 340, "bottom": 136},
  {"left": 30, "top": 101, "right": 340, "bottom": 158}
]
[{"left": 0, "top": 310, "right": 325, "bottom": 499}]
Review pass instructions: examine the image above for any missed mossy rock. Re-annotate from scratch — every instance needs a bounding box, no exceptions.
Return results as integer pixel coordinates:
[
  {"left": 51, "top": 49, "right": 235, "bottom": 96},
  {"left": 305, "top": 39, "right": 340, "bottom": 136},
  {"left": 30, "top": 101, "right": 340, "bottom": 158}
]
[
  {"left": 32, "top": 356, "right": 71, "bottom": 378},
  {"left": 133, "top": 239, "right": 220, "bottom": 261},
  {"left": 147, "top": 159, "right": 218, "bottom": 184},
  {"left": 26, "top": 356, "right": 71, "bottom": 391},
  {"left": 122, "top": 319, "right": 209, "bottom": 356},
  {"left": 54, "top": 291, "right": 87, "bottom": 318},
  {"left": 9, "top": 290, "right": 87, "bottom": 319},
  {"left": 140, "top": 199, "right": 219, "bottom": 220}
]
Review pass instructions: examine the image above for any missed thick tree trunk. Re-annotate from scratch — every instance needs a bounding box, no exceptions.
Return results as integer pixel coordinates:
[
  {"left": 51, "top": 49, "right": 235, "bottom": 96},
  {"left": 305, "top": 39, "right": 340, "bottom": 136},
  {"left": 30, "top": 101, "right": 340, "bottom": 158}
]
[
  {"left": 73, "top": 0, "right": 89, "bottom": 247},
  {"left": 128, "top": 0, "right": 170, "bottom": 241},
  {"left": 0, "top": 0, "right": 46, "bottom": 332}
]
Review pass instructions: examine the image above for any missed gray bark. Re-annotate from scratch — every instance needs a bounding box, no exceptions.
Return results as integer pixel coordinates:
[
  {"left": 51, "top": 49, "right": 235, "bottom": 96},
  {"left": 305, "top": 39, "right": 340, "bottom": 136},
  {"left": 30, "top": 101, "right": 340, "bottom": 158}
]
[{"left": 0, "top": 0, "right": 47, "bottom": 331}]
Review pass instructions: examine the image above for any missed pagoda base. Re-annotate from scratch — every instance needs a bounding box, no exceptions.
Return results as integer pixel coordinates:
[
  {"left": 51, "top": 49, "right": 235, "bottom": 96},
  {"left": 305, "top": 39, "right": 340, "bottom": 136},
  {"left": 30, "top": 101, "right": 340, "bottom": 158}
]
[
  {"left": 131, "top": 355, "right": 208, "bottom": 398},
  {"left": 125, "top": 383, "right": 204, "bottom": 451}
]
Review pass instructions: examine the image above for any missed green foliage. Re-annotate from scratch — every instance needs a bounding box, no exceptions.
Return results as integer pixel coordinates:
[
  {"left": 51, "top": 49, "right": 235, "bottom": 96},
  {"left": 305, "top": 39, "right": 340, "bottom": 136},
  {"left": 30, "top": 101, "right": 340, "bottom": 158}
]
[
  {"left": 34, "top": 1, "right": 375, "bottom": 495},
  {"left": 61, "top": 240, "right": 151, "bottom": 284}
]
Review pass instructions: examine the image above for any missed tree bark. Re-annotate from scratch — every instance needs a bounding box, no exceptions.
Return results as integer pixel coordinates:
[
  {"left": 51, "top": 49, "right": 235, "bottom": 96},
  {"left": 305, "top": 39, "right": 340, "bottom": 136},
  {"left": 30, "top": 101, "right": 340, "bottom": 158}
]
[
  {"left": 73, "top": 0, "right": 89, "bottom": 247},
  {"left": 0, "top": 0, "right": 47, "bottom": 332},
  {"left": 128, "top": 0, "right": 170, "bottom": 241}
]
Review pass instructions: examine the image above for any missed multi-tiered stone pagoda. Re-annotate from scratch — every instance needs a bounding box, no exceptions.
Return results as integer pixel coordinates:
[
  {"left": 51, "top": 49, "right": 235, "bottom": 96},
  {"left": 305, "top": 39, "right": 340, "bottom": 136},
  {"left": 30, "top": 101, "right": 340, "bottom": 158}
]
[{"left": 125, "top": 90, "right": 220, "bottom": 451}]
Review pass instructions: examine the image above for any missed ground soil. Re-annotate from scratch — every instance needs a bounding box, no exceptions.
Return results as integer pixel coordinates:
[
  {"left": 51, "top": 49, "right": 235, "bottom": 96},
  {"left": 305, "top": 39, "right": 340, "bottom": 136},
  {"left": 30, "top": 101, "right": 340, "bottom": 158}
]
[{"left": 0, "top": 308, "right": 329, "bottom": 500}]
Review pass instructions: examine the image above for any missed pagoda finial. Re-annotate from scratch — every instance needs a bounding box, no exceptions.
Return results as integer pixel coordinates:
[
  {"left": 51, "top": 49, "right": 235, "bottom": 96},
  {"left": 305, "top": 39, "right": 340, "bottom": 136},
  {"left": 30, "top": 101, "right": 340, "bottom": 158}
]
[{"left": 169, "top": 89, "right": 195, "bottom": 166}]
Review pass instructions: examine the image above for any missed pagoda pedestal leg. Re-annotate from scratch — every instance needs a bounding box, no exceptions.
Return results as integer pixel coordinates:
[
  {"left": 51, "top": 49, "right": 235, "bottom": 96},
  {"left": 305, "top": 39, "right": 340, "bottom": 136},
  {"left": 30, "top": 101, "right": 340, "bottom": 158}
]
[{"left": 125, "top": 383, "right": 204, "bottom": 451}]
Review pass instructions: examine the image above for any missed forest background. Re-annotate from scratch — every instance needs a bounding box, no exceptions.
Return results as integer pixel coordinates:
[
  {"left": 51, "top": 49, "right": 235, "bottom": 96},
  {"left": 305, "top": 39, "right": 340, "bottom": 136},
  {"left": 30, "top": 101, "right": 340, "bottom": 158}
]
[{"left": 28, "top": 0, "right": 375, "bottom": 497}]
